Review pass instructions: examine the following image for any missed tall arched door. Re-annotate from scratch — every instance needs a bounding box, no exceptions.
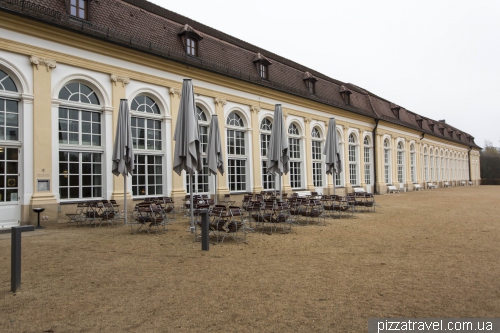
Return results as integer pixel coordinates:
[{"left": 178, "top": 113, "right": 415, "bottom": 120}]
[{"left": 0, "top": 69, "right": 21, "bottom": 228}]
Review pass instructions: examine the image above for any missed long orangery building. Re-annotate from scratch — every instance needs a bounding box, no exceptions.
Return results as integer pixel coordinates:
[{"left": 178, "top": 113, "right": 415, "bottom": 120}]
[{"left": 0, "top": 0, "right": 481, "bottom": 227}]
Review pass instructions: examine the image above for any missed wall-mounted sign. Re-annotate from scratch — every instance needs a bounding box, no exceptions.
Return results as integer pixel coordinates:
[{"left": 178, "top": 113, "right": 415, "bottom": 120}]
[{"left": 37, "top": 179, "right": 50, "bottom": 192}]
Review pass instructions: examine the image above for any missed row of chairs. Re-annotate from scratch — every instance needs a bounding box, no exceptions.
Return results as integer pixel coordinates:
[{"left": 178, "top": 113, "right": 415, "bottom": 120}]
[
  {"left": 130, "top": 197, "right": 176, "bottom": 234},
  {"left": 246, "top": 200, "right": 295, "bottom": 232},
  {"left": 194, "top": 204, "right": 246, "bottom": 243},
  {"left": 66, "top": 200, "right": 121, "bottom": 227}
]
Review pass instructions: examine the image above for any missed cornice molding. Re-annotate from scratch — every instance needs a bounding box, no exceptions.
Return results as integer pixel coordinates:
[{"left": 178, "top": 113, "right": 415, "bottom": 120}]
[
  {"left": 30, "top": 55, "right": 56, "bottom": 71},
  {"left": 110, "top": 74, "right": 130, "bottom": 87}
]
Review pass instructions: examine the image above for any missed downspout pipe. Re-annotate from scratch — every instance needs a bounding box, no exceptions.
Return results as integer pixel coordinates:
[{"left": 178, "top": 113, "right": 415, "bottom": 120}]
[{"left": 372, "top": 119, "right": 379, "bottom": 194}]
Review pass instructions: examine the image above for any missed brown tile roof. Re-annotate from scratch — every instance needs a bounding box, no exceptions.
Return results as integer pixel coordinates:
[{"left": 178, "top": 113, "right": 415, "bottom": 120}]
[{"left": 0, "top": 0, "right": 479, "bottom": 148}]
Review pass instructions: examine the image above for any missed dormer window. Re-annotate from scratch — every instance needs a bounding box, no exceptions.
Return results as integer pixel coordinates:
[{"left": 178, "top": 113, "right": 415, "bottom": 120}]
[
  {"left": 186, "top": 37, "right": 197, "bottom": 56},
  {"left": 438, "top": 124, "right": 444, "bottom": 135},
  {"left": 428, "top": 122, "right": 435, "bottom": 132},
  {"left": 303, "top": 72, "right": 317, "bottom": 94},
  {"left": 456, "top": 132, "right": 462, "bottom": 140},
  {"left": 339, "top": 85, "right": 352, "bottom": 106},
  {"left": 390, "top": 103, "right": 400, "bottom": 119},
  {"left": 69, "top": 0, "right": 88, "bottom": 20},
  {"left": 178, "top": 24, "right": 203, "bottom": 57},
  {"left": 305, "top": 80, "right": 315, "bottom": 94},
  {"left": 416, "top": 115, "right": 423, "bottom": 129},
  {"left": 259, "top": 63, "right": 268, "bottom": 79},
  {"left": 253, "top": 53, "right": 272, "bottom": 80},
  {"left": 448, "top": 129, "right": 454, "bottom": 138}
]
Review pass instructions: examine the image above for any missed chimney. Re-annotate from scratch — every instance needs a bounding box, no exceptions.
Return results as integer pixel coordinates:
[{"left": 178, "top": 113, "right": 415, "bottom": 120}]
[{"left": 438, "top": 119, "right": 446, "bottom": 123}]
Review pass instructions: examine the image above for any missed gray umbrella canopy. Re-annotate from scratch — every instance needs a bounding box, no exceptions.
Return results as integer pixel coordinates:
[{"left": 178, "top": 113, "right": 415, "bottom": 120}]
[
  {"left": 111, "top": 99, "right": 135, "bottom": 224},
  {"left": 324, "top": 118, "right": 342, "bottom": 194},
  {"left": 173, "top": 79, "right": 202, "bottom": 232},
  {"left": 173, "top": 79, "right": 202, "bottom": 176},
  {"left": 267, "top": 104, "right": 289, "bottom": 176},
  {"left": 206, "top": 115, "right": 224, "bottom": 203},
  {"left": 112, "top": 99, "right": 135, "bottom": 177},
  {"left": 267, "top": 104, "right": 289, "bottom": 201},
  {"left": 206, "top": 115, "right": 224, "bottom": 176}
]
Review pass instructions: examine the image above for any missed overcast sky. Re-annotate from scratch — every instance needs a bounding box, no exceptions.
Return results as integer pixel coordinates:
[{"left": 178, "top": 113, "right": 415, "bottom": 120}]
[{"left": 149, "top": 0, "right": 500, "bottom": 148}]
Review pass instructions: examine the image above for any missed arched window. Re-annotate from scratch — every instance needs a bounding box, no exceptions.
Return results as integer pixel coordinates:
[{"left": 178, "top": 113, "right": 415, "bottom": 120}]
[
  {"left": 0, "top": 69, "right": 17, "bottom": 92},
  {"left": 363, "top": 136, "right": 372, "bottom": 185},
  {"left": 288, "top": 123, "right": 302, "bottom": 189},
  {"left": 131, "top": 95, "right": 161, "bottom": 150},
  {"left": 0, "top": 69, "right": 19, "bottom": 142},
  {"left": 226, "top": 112, "right": 247, "bottom": 192},
  {"left": 445, "top": 152, "right": 448, "bottom": 181},
  {"left": 130, "top": 94, "right": 164, "bottom": 197},
  {"left": 465, "top": 156, "right": 469, "bottom": 180},
  {"left": 429, "top": 149, "right": 434, "bottom": 181},
  {"left": 311, "top": 127, "right": 322, "bottom": 187},
  {"left": 410, "top": 143, "right": 416, "bottom": 183},
  {"left": 58, "top": 82, "right": 102, "bottom": 200},
  {"left": 441, "top": 151, "right": 444, "bottom": 182},
  {"left": 384, "top": 139, "right": 391, "bottom": 184},
  {"left": 348, "top": 133, "right": 358, "bottom": 185},
  {"left": 435, "top": 149, "right": 439, "bottom": 181},
  {"left": 453, "top": 152, "right": 456, "bottom": 181},
  {"left": 185, "top": 106, "right": 210, "bottom": 194},
  {"left": 424, "top": 147, "right": 428, "bottom": 182},
  {"left": 397, "top": 141, "right": 405, "bottom": 184},
  {"left": 260, "top": 117, "right": 275, "bottom": 190},
  {"left": 0, "top": 69, "right": 20, "bottom": 204},
  {"left": 335, "top": 129, "right": 344, "bottom": 187}
]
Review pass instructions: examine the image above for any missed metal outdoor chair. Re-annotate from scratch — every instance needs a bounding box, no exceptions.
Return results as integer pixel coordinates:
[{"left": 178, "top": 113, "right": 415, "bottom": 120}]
[
  {"left": 98, "top": 202, "right": 116, "bottom": 227},
  {"left": 66, "top": 203, "right": 86, "bottom": 227}
]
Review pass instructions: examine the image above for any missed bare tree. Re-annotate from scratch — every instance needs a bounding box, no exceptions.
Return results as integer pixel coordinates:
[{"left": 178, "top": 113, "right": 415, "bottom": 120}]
[{"left": 480, "top": 140, "right": 500, "bottom": 184}]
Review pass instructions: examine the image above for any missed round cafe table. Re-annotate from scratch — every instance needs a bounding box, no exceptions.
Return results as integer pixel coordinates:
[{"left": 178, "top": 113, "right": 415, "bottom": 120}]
[{"left": 32, "top": 207, "right": 45, "bottom": 229}]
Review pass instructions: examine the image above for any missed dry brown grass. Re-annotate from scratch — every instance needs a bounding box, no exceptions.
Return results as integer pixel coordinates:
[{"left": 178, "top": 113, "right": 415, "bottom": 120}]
[{"left": 1, "top": 186, "right": 499, "bottom": 333}]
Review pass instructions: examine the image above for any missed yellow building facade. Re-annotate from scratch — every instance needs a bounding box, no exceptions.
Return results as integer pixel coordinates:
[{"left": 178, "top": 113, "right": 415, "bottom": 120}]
[{"left": 0, "top": 1, "right": 480, "bottom": 228}]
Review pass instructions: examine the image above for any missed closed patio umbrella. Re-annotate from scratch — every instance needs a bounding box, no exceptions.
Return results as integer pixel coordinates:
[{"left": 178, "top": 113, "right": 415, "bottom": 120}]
[
  {"left": 173, "top": 79, "right": 202, "bottom": 233},
  {"left": 206, "top": 115, "right": 224, "bottom": 204},
  {"left": 111, "top": 99, "right": 135, "bottom": 225},
  {"left": 266, "top": 104, "right": 289, "bottom": 202},
  {"left": 324, "top": 117, "right": 342, "bottom": 196}
]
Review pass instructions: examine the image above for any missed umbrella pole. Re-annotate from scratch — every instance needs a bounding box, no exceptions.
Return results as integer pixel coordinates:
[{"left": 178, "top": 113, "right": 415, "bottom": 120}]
[
  {"left": 214, "top": 174, "right": 217, "bottom": 205},
  {"left": 124, "top": 176, "right": 127, "bottom": 225},
  {"left": 190, "top": 173, "right": 195, "bottom": 233},
  {"left": 279, "top": 173, "right": 282, "bottom": 203},
  {"left": 333, "top": 174, "right": 336, "bottom": 197}
]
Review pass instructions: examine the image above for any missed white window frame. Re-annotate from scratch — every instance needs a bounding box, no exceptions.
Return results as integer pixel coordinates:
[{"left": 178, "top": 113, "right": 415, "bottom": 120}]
[
  {"left": 186, "top": 106, "right": 210, "bottom": 195},
  {"left": 397, "top": 141, "right": 405, "bottom": 184},
  {"left": 335, "top": 129, "right": 344, "bottom": 188},
  {"left": 311, "top": 127, "right": 323, "bottom": 188},
  {"left": 348, "top": 133, "right": 358, "bottom": 186},
  {"left": 384, "top": 138, "right": 391, "bottom": 184},
  {"left": 363, "top": 136, "right": 373, "bottom": 185},
  {"left": 288, "top": 123, "right": 302, "bottom": 189},
  {"left": 58, "top": 81, "right": 104, "bottom": 201},
  {"left": 410, "top": 143, "right": 416, "bottom": 183},
  {"left": 260, "top": 117, "right": 275, "bottom": 190},
  {"left": 130, "top": 94, "right": 165, "bottom": 198},
  {"left": 226, "top": 111, "right": 248, "bottom": 193}
]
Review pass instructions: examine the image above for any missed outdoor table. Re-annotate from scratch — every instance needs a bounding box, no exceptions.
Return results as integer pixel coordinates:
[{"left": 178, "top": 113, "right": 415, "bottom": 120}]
[
  {"left": 218, "top": 200, "right": 235, "bottom": 208},
  {"left": 32, "top": 208, "right": 45, "bottom": 229}
]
